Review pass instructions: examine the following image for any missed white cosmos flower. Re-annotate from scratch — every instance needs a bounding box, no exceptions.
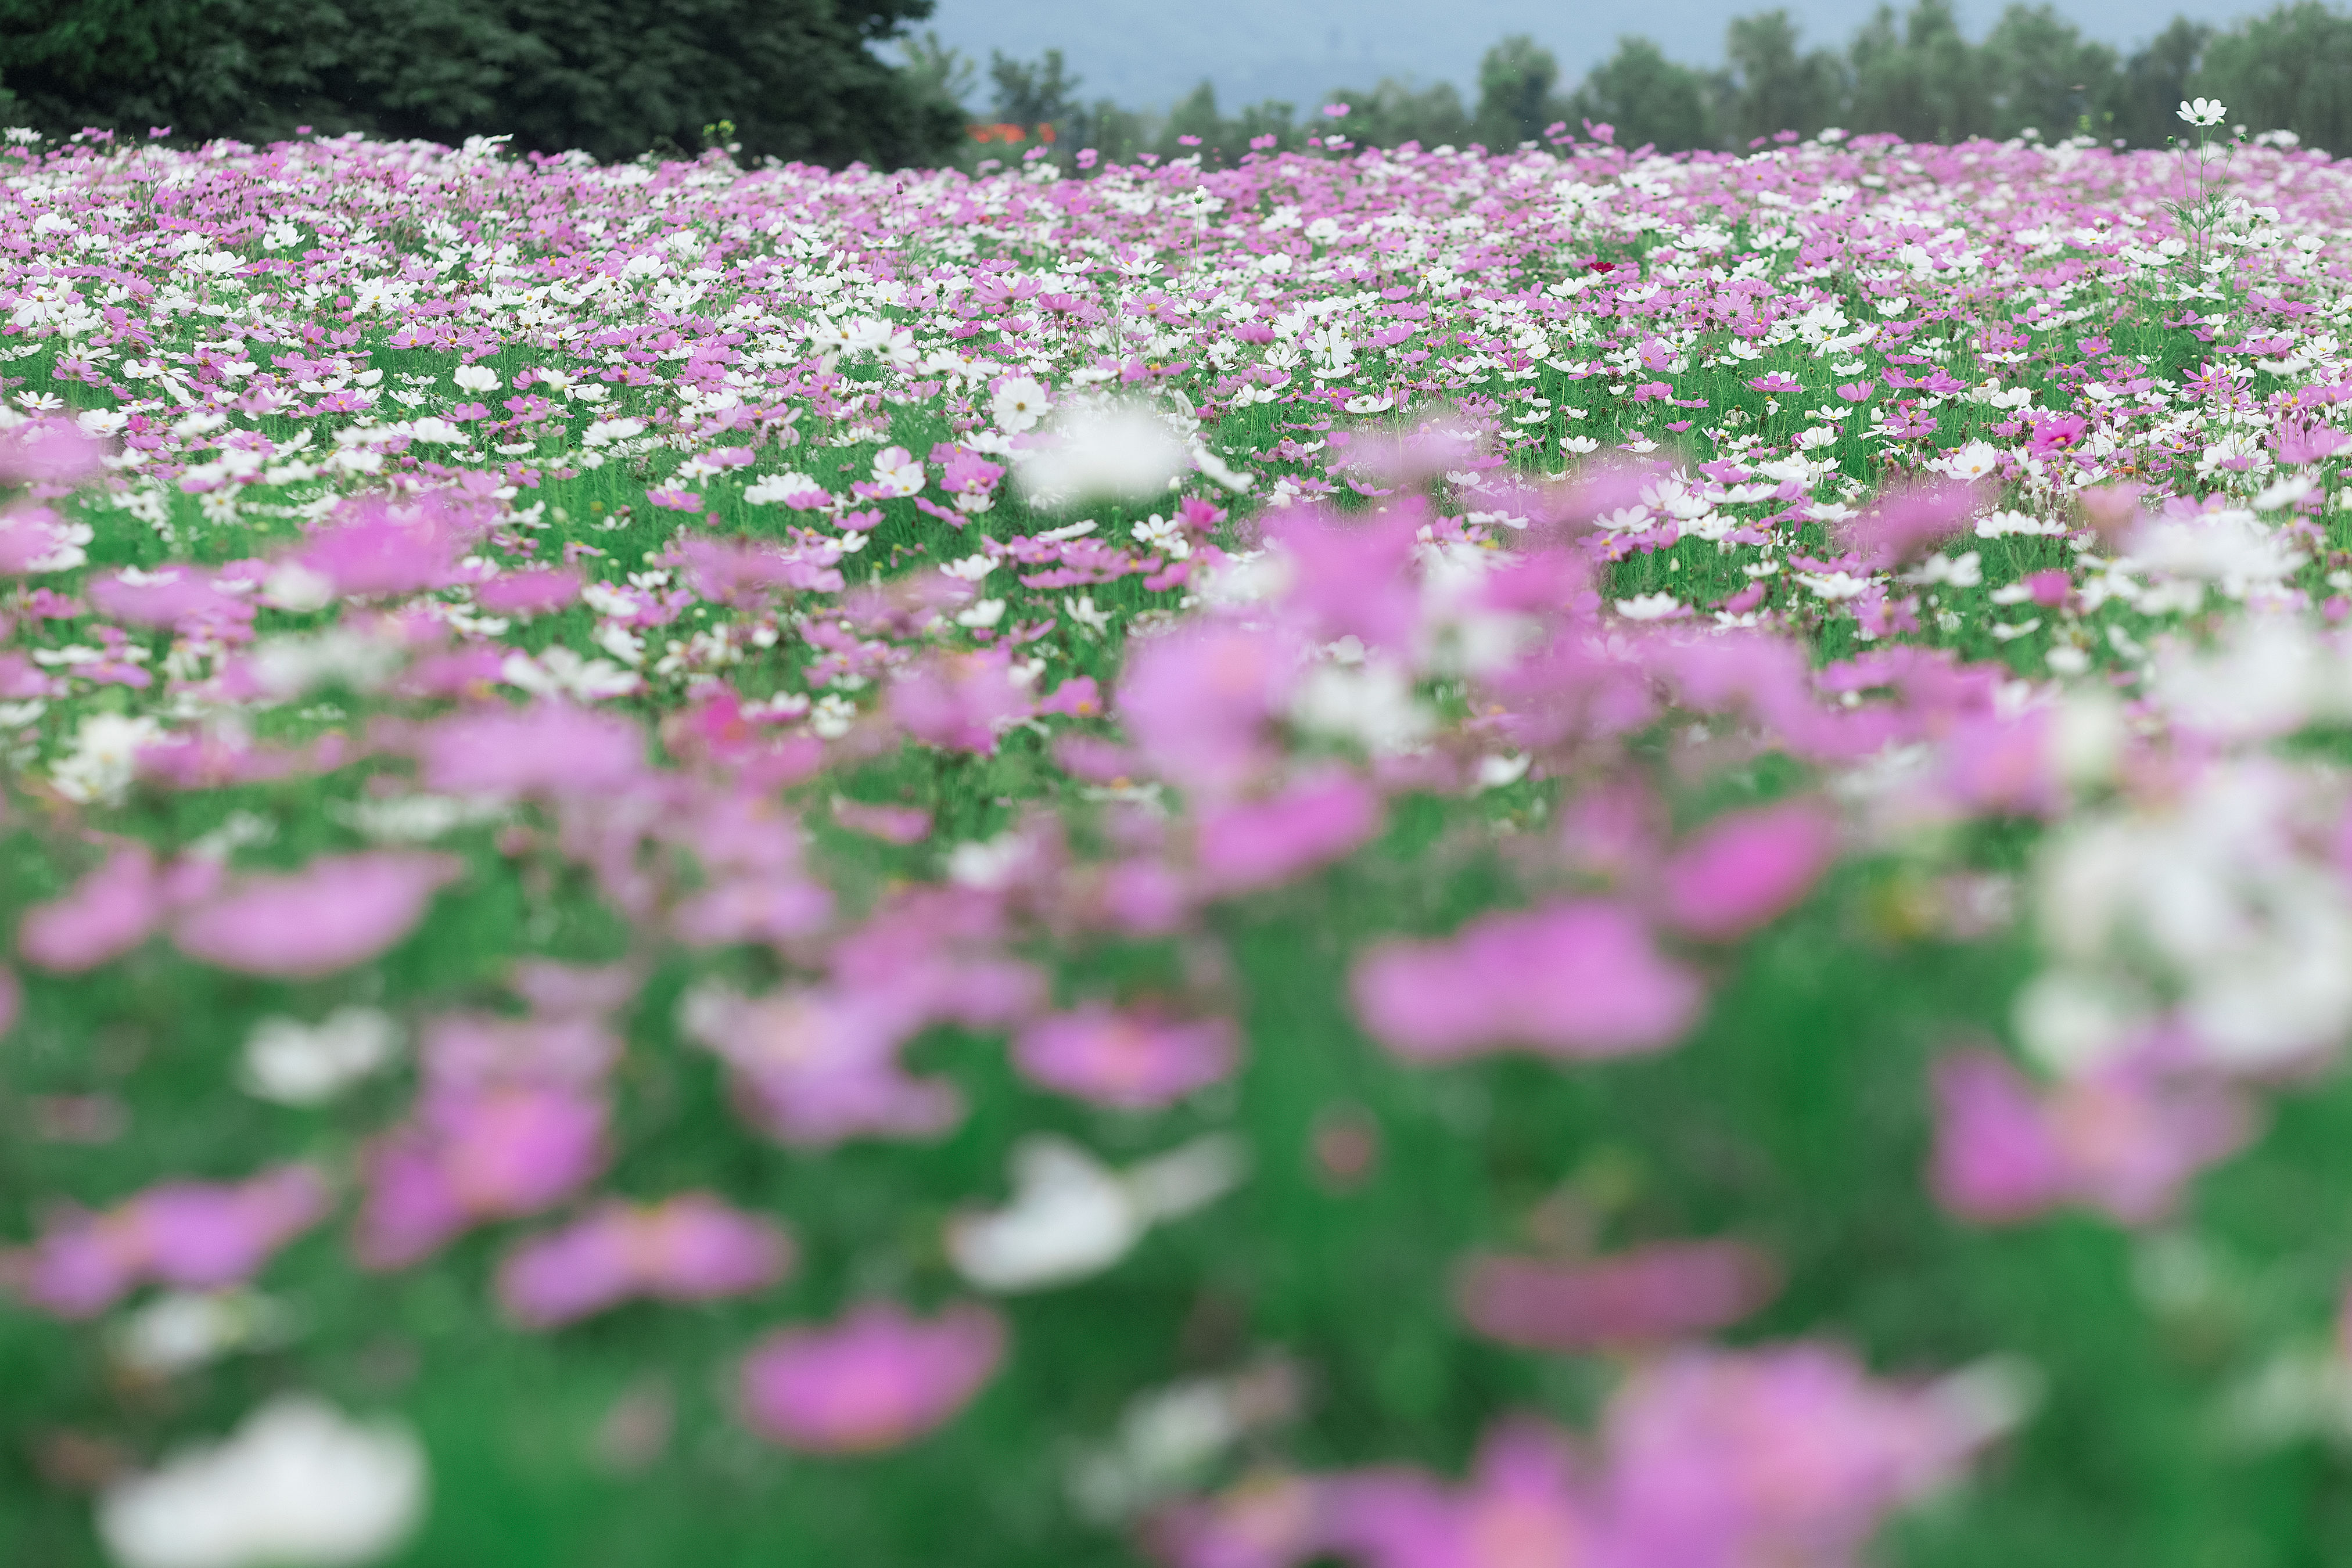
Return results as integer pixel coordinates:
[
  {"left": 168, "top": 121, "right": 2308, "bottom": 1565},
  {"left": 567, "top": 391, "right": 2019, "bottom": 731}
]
[
  {"left": 2178, "top": 98, "right": 2228, "bottom": 128},
  {"left": 947, "top": 1134, "right": 1247, "bottom": 1293},
  {"left": 52, "top": 714, "right": 164, "bottom": 805},
  {"left": 98, "top": 1397, "right": 426, "bottom": 1568},
  {"left": 451, "top": 364, "right": 500, "bottom": 393},
  {"left": 1615, "top": 592, "right": 1687, "bottom": 621},
  {"left": 1017, "top": 401, "right": 1187, "bottom": 507},
  {"left": 240, "top": 1008, "right": 402, "bottom": 1105},
  {"left": 990, "top": 375, "right": 1051, "bottom": 432}
]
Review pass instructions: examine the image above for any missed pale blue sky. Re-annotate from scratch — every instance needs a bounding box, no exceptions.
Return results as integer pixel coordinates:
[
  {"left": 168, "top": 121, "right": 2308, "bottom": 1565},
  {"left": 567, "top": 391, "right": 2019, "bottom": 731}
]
[{"left": 918, "top": 0, "right": 2279, "bottom": 116}]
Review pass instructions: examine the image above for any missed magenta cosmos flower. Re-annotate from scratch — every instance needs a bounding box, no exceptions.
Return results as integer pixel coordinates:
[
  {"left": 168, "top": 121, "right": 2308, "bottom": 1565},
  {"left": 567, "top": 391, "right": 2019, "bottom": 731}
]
[
  {"left": 1012, "top": 1004, "right": 1240, "bottom": 1109},
  {"left": 1657, "top": 800, "right": 1839, "bottom": 941},
  {"left": 739, "top": 1300, "right": 1006, "bottom": 1454},
  {"left": 1457, "top": 1239, "right": 1781, "bottom": 1353},
  {"left": 171, "top": 852, "right": 460, "bottom": 978},
  {"left": 1351, "top": 900, "right": 1703, "bottom": 1063},
  {"left": 6, "top": 1164, "right": 329, "bottom": 1318},
  {"left": 498, "top": 1193, "right": 793, "bottom": 1328}
]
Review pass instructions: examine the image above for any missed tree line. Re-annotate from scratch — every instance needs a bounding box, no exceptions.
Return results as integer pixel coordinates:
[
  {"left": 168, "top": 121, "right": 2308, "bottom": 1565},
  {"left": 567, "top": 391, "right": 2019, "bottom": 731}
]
[
  {"left": 0, "top": 0, "right": 2347, "bottom": 169},
  {"left": 969, "top": 0, "right": 2352, "bottom": 168}
]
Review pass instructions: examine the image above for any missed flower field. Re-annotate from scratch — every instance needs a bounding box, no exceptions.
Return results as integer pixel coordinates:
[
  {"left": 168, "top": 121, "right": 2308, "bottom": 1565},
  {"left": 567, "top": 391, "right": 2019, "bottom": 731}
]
[{"left": 4, "top": 112, "right": 2352, "bottom": 1565}]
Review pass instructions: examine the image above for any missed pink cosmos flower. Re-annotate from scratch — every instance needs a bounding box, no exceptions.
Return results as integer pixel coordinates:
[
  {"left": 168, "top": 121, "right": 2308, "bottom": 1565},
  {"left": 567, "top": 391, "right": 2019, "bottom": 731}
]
[
  {"left": 19, "top": 846, "right": 168, "bottom": 973},
  {"left": 1457, "top": 1240, "right": 1781, "bottom": 1352},
  {"left": 1012, "top": 1004, "right": 1240, "bottom": 1109},
  {"left": 1930, "top": 1049, "right": 2254, "bottom": 1226},
  {"left": 739, "top": 1300, "right": 1006, "bottom": 1454},
  {"left": 1603, "top": 1346, "right": 1976, "bottom": 1567},
  {"left": 1657, "top": 801, "right": 1839, "bottom": 940},
  {"left": 685, "top": 986, "right": 967, "bottom": 1146},
  {"left": 353, "top": 1089, "right": 608, "bottom": 1269},
  {"left": 1352, "top": 901, "right": 1703, "bottom": 1063},
  {"left": 0, "top": 416, "right": 103, "bottom": 488},
  {"left": 0, "top": 506, "right": 89, "bottom": 575},
  {"left": 291, "top": 494, "right": 476, "bottom": 597},
  {"left": 1320, "top": 1419, "right": 1598, "bottom": 1568},
  {"left": 5, "top": 1164, "right": 329, "bottom": 1318},
  {"left": 1196, "top": 774, "right": 1381, "bottom": 893},
  {"left": 888, "top": 647, "right": 1033, "bottom": 754},
  {"left": 413, "top": 700, "right": 647, "bottom": 797},
  {"left": 172, "top": 852, "right": 461, "bottom": 978},
  {"left": 831, "top": 798, "right": 935, "bottom": 844},
  {"left": 473, "top": 567, "right": 581, "bottom": 616},
  {"left": 498, "top": 1194, "right": 793, "bottom": 1328},
  {"left": 1118, "top": 622, "right": 1291, "bottom": 796}
]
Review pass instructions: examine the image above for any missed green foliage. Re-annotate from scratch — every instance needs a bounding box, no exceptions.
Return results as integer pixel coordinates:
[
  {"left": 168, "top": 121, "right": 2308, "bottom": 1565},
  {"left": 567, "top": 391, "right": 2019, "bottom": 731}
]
[
  {"left": 1848, "top": 0, "right": 1993, "bottom": 143},
  {"left": 2116, "top": 19, "right": 2213, "bottom": 150},
  {"left": 1981, "top": 5, "right": 2122, "bottom": 141},
  {"left": 0, "top": 0, "right": 961, "bottom": 166},
  {"left": 1719, "top": 10, "right": 1850, "bottom": 145},
  {"left": 1471, "top": 34, "right": 1561, "bottom": 149},
  {"left": 2197, "top": 0, "right": 2352, "bottom": 152},
  {"left": 1565, "top": 37, "right": 1720, "bottom": 153},
  {"left": 1318, "top": 76, "right": 1471, "bottom": 151}
]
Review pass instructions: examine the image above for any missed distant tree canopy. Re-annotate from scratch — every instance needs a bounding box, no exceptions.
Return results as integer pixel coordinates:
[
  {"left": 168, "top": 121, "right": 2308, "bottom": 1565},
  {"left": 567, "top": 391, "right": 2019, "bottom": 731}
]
[
  {"left": 969, "top": 0, "right": 2352, "bottom": 174},
  {"left": 0, "top": 0, "right": 963, "bottom": 166}
]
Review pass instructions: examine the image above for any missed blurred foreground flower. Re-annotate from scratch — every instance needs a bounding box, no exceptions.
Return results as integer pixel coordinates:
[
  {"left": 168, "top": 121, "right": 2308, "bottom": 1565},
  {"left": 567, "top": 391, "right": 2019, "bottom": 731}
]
[
  {"left": 947, "top": 1133, "right": 1247, "bottom": 1292},
  {"left": 97, "top": 1397, "right": 425, "bottom": 1568},
  {"left": 739, "top": 1300, "right": 1005, "bottom": 1453}
]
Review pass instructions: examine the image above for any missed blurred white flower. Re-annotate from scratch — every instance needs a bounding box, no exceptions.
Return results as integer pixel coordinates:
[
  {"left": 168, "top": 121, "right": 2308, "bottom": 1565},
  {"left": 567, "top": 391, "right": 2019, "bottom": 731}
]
[
  {"left": 98, "top": 1397, "right": 425, "bottom": 1568},
  {"left": 1017, "top": 402, "right": 1187, "bottom": 507},
  {"left": 947, "top": 1134, "right": 1246, "bottom": 1293},
  {"left": 112, "top": 1290, "right": 296, "bottom": 1378},
  {"left": 240, "top": 1008, "right": 401, "bottom": 1105},
  {"left": 52, "top": 714, "right": 163, "bottom": 805}
]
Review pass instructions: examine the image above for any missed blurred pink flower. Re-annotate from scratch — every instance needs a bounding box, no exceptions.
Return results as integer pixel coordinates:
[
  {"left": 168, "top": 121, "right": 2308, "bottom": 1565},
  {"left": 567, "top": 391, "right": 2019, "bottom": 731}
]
[
  {"left": 0, "top": 416, "right": 103, "bottom": 488},
  {"left": 1658, "top": 801, "right": 1839, "bottom": 940},
  {"left": 685, "top": 986, "right": 967, "bottom": 1146},
  {"left": 1603, "top": 1346, "right": 1976, "bottom": 1567},
  {"left": 1457, "top": 1240, "right": 1781, "bottom": 1353},
  {"left": 888, "top": 647, "right": 1033, "bottom": 754},
  {"left": 1119, "top": 623, "right": 1292, "bottom": 796},
  {"left": 1352, "top": 901, "right": 1703, "bottom": 1063},
  {"left": 5, "top": 1164, "right": 329, "bottom": 1318},
  {"left": 414, "top": 700, "right": 647, "bottom": 797},
  {"left": 498, "top": 1193, "right": 793, "bottom": 1328},
  {"left": 353, "top": 1089, "right": 607, "bottom": 1268},
  {"left": 19, "top": 846, "right": 167, "bottom": 972},
  {"left": 292, "top": 494, "right": 475, "bottom": 598},
  {"left": 1196, "top": 774, "right": 1381, "bottom": 893},
  {"left": 473, "top": 567, "right": 581, "bottom": 616},
  {"left": 0, "top": 506, "right": 90, "bottom": 576},
  {"left": 172, "top": 852, "right": 460, "bottom": 977},
  {"left": 739, "top": 1300, "right": 1006, "bottom": 1453},
  {"left": 1930, "top": 1049, "right": 2254, "bottom": 1227},
  {"left": 1012, "top": 1004, "right": 1240, "bottom": 1109}
]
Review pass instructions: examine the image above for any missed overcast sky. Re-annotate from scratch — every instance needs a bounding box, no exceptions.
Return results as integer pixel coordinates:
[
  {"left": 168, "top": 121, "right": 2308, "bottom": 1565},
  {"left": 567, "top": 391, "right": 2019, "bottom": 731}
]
[{"left": 918, "top": 0, "right": 2283, "bottom": 117}]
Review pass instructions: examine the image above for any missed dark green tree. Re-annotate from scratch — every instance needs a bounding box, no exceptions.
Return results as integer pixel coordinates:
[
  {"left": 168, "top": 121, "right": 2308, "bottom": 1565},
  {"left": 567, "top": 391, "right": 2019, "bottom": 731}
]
[
  {"left": 987, "top": 46, "right": 1080, "bottom": 132},
  {"left": 2116, "top": 18, "right": 2211, "bottom": 148},
  {"left": 1981, "top": 3, "right": 2123, "bottom": 141},
  {"left": 0, "top": 0, "right": 961, "bottom": 167},
  {"left": 1847, "top": 0, "right": 1992, "bottom": 142},
  {"left": 2196, "top": 1, "right": 2352, "bottom": 151},
  {"left": 1565, "top": 37, "right": 1718, "bottom": 153},
  {"left": 1320, "top": 77, "right": 1473, "bottom": 150},
  {"left": 1471, "top": 34, "right": 1563, "bottom": 148},
  {"left": 1718, "top": 10, "right": 1848, "bottom": 144}
]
